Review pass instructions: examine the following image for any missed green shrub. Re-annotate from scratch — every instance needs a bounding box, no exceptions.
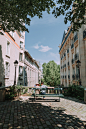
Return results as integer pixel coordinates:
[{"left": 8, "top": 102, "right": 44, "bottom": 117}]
[
  {"left": 23, "top": 88, "right": 28, "bottom": 94},
  {"left": 5, "top": 86, "right": 16, "bottom": 100},
  {"left": 63, "top": 85, "right": 84, "bottom": 101}
]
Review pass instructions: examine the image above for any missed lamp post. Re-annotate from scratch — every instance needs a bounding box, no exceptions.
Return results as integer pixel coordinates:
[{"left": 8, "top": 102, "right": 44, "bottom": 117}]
[
  {"left": 76, "top": 60, "right": 81, "bottom": 85},
  {"left": 14, "top": 60, "right": 18, "bottom": 86}
]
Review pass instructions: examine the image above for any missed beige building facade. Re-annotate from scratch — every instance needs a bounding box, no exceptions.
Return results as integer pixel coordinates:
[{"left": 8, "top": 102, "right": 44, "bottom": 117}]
[{"left": 59, "top": 24, "right": 86, "bottom": 87}]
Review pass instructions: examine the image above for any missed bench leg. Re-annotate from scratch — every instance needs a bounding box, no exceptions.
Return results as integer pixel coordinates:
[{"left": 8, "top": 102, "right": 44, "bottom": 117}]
[{"left": 34, "top": 95, "right": 36, "bottom": 101}]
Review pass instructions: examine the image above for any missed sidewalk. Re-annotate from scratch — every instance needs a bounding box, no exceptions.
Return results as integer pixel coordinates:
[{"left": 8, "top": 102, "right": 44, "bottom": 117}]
[{"left": 0, "top": 96, "right": 86, "bottom": 129}]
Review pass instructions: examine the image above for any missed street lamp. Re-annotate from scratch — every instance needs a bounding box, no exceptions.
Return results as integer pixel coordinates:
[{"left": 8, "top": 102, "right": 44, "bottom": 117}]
[
  {"left": 14, "top": 60, "right": 18, "bottom": 86},
  {"left": 76, "top": 60, "right": 81, "bottom": 85}
]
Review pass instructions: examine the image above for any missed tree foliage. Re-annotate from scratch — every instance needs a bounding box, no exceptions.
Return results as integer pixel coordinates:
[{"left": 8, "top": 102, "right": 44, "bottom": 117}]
[
  {"left": 0, "top": 0, "right": 86, "bottom": 33},
  {"left": 42, "top": 60, "right": 60, "bottom": 86},
  {"left": 52, "top": 0, "right": 86, "bottom": 32},
  {"left": 0, "top": 0, "right": 55, "bottom": 32}
]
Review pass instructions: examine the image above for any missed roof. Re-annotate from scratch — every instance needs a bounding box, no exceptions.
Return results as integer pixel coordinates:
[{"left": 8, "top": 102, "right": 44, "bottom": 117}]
[{"left": 24, "top": 49, "right": 39, "bottom": 68}]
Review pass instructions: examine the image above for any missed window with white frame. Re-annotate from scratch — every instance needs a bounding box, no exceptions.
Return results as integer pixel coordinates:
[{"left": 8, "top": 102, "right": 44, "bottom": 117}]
[
  {"left": 20, "top": 41, "right": 23, "bottom": 49},
  {"left": 7, "top": 41, "right": 10, "bottom": 56},
  {"left": 5, "top": 62, "right": 10, "bottom": 77},
  {"left": 19, "top": 53, "right": 23, "bottom": 61},
  {"left": 19, "top": 66, "right": 23, "bottom": 74}
]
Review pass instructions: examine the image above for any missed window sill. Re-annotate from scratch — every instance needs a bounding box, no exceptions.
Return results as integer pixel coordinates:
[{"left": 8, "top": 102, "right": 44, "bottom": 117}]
[
  {"left": 19, "top": 60, "right": 23, "bottom": 62},
  {"left": 6, "top": 55, "right": 10, "bottom": 58},
  {"left": 20, "top": 48, "right": 23, "bottom": 50},
  {"left": 4, "top": 77, "right": 9, "bottom": 79}
]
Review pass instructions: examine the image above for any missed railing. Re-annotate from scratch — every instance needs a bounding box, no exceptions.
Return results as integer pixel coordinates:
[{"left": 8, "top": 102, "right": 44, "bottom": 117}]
[
  {"left": 72, "top": 75, "right": 75, "bottom": 80},
  {"left": 71, "top": 43, "right": 74, "bottom": 49},
  {"left": 83, "top": 29, "right": 86, "bottom": 39},
  {"left": 76, "top": 74, "right": 79, "bottom": 79},
  {"left": 19, "top": 72, "right": 23, "bottom": 76},
  {"left": 74, "top": 34, "right": 78, "bottom": 42},
  {"left": 59, "top": 27, "right": 72, "bottom": 52},
  {"left": 67, "top": 49, "right": 69, "bottom": 53},
  {"left": 71, "top": 58, "right": 74, "bottom": 64},
  {"left": 75, "top": 53, "right": 79, "bottom": 61}
]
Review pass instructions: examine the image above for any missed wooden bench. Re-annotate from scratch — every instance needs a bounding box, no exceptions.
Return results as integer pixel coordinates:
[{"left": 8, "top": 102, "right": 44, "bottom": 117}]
[{"left": 31, "top": 87, "right": 64, "bottom": 102}]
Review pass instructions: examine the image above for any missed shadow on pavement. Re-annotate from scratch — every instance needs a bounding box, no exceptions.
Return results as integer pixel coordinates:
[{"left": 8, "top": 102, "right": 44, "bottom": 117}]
[
  {"left": 29, "top": 97, "right": 60, "bottom": 102},
  {"left": 0, "top": 100, "right": 86, "bottom": 129}
]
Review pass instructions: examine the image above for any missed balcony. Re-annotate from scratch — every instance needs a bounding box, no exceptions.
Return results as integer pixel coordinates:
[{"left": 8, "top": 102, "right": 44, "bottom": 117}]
[
  {"left": 71, "top": 58, "right": 74, "bottom": 64},
  {"left": 83, "top": 29, "right": 86, "bottom": 39},
  {"left": 71, "top": 44, "right": 74, "bottom": 49},
  {"left": 75, "top": 74, "right": 79, "bottom": 79},
  {"left": 68, "top": 62, "right": 69, "bottom": 66},
  {"left": 19, "top": 72, "right": 23, "bottom": 76},
  {"left": 64, "top": 64, "right": 66, "bottom": 68},
  {"left": 67, "top": 49, "right": 69, "bottom": 53},
  {"left": 75, "top": 53, "right": 79, "bottom": 61},
  {"left": 19, "top": 76, "right": 23, "bottom": 80},
  {"left": 74, "top": 34, "right": 78, "bottom": 42},
  {"left": 72, "top": 75, "right": 75, "bottom": 80}
]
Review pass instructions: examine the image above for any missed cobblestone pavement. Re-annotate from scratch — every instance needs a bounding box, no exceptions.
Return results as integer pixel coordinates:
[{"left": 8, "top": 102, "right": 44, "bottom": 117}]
[{"left": 0, "top": 96, "right": 86, "bottom": 129}]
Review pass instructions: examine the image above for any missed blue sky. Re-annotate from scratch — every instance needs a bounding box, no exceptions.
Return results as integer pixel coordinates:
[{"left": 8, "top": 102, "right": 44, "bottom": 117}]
[{"left": 25, "top": 10, "right": 70, "bottom": 70}]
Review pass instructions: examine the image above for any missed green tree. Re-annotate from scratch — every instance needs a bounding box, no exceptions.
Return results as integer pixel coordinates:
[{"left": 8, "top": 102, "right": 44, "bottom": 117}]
[
  {"left": 0, "top": 0, "right": 55, "bottom": 33},
  {"left": 52, "top": 0, "right": 86, "bottom": 32},
  {"left": 42, "top": 63, "right": 47, "bottom": 82},
  {"left": 0, "top": 0, "right": 86, "bottom": 33},
  {"left": 42, "top": 60, "right": 60, "bottom": 86}
]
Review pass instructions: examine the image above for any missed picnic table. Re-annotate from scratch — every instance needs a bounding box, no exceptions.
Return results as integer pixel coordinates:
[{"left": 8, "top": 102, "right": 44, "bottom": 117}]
[{"left": 31, "top": 87, "right": 64, "bottom": 102}]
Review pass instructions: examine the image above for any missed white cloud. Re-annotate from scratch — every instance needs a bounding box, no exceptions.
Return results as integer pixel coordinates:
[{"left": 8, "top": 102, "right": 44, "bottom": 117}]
[
  {"left": 33, "top": 44, "right": 39, "bottom": 49},
  {"left": 39, "top": 45, "right": 52, "bottom": 52},
  {"left": 33, "top": 41, "right": 41, "bottom": 49}
]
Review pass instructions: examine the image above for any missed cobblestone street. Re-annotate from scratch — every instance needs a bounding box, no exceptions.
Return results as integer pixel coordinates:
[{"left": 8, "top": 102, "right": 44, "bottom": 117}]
[{"left": 0, "top": 96, "right": 86, "bottom": 129}]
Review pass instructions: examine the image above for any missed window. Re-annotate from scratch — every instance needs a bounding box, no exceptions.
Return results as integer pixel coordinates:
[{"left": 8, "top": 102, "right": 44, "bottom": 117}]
[
  {"left": 20, "top": 41, "right": 23, "bottom": 49},
  {"left": 19, "top": 53, "right": 23, "bottom": 61},
  {"left": 5, "top": 62, "right": 10, "bottom": 77},
  {"left": 7, "top": 41, "right": 10, "bottom": 56},
  {"left": 75, "top": 46, "right": 79, "bottom": 53},
  {"left": 19, "top": 66, "right": 23, "bottom": 74},
  {"left": 12, "top": 32, "right": 14, "bottom": 37}
]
